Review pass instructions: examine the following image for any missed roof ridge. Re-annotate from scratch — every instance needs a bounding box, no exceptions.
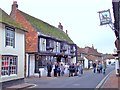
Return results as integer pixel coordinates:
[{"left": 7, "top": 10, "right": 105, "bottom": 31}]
[
  {"left": 19, "top": 10, "right": 64, "bottom": 32},
  {"left": 18, "top": 10, "right": 73, "bottom": 43},
  {"left": 0, "top": 8, "right": 26, "bottom": 31}
]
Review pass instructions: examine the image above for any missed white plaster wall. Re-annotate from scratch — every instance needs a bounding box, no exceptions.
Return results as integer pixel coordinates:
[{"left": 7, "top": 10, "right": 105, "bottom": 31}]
[
  {"left": 106, "top": 59, "right": 115, "bottom": 65},
  {"left": 0, "top": 24, "right": 25, "bottom": 82},
  {"left": 40, "top": 38, "right": 46, "bottom": 52},
  {"left": 115, "top": 60, "right": 119, "bottom": 75},
  {"left": 84, "top": 57, "right": 88, "bottom": 68},
  {"left": 26, "top": 54, "right": 29, "bottom": 77},
  {"left": 29, "top": 55, "right": 35, "bottom": 76},
  {"left": 0, "top": 23, "right": 2, "bottom": 82},
  {"left": 70, "top": 57, "right": 76, "bottom": 64}
]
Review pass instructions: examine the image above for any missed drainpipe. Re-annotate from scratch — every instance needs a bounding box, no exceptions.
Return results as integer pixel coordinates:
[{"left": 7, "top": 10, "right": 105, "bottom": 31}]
[
  {"left": 28, "top": 54, "right": 30, "bottom": 77},
  {"left": 118, "top": 1, "right": 120, "bottom": 76}
]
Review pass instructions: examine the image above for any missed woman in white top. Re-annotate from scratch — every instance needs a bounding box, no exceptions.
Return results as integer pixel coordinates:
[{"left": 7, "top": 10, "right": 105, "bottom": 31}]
[
  {"left": 60, "top": 64, "right": 65, "bottom": 76},
  {"left": 78, "top": 62, "right": 83, "bottom": 76}
]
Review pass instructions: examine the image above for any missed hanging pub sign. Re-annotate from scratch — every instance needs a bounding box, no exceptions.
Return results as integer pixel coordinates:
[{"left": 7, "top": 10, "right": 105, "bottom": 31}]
[{"left": 98, "top": 9, "right": 112, "bottom": 25}]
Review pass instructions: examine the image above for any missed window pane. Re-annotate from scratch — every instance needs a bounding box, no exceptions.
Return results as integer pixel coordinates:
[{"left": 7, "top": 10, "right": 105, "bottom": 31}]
[
  {"left": 5, "top": 27, "right": 15, "bottom": 47},
  {"left": 1, "top": 55, "right": 17, "bottom": 76}
]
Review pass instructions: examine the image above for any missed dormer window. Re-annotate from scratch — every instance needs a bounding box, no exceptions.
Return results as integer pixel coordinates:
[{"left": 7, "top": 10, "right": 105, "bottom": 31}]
[{"left": 5, "top": 26, "right": 15, "bottom": 48}]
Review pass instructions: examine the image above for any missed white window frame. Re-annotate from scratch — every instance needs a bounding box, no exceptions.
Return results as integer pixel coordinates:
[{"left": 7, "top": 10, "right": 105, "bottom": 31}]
[
  {"left": 1, "top": 55, "right": 17, "bottom": 76},
  {"left": 5, "top": 26, "right": 15, "bottom": 48}
]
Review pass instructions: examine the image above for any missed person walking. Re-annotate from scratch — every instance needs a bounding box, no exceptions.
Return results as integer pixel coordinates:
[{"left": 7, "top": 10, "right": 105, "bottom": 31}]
[
  {"left": 92, "top": 62, "right": 96, "bottom": 73},
  {"left": 102, "top": 61, "right": 107, "bottom": 74},
  {"left": 60, "top": 64, "right": 65, "bottom": 76},
  {"left": 97, "top": 63, "right": 100, "bottom": 73},
  {"left": 78, "top": 62, "right": 83, "bottom": 77},
  {"left": 99, "top": 62, "right": 103, "bottom": 73}
]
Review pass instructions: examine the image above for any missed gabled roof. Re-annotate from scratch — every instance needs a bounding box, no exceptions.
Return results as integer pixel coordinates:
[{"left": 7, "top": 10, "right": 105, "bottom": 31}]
[
  {"left": 0, "top": 8, "right": 26, "bottom": 31},
  {"left": 19, "top": 10, "right": 74, "bottom": 44},
  {"left": 78, "top": 46, "right": 102, "bottom": 56},
  {"left": 103, "top": 54, "right": 115, "bottom": 60},
  {"left": 85, "top": 55, "right": 97, "bottom": 61}
]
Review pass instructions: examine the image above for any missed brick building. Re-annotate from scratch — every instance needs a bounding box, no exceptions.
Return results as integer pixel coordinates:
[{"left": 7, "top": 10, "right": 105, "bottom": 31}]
[
  {"left": 10, "top": 1, "right": 77, "bottom": 77},
  {"left": 78, "top": 46, "right": 102, "bottom": 69}
]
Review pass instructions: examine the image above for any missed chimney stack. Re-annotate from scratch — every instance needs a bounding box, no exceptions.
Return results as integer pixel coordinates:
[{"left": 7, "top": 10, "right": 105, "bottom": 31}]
[
  {"left": 58, "top": 22, "right": 63, "bottom": 30},
  {"left": 66, "top": 30, "right": 68, "bottom": 35},
  {"left": 10, "top": 1, "right": 18, "bottom": 19}
]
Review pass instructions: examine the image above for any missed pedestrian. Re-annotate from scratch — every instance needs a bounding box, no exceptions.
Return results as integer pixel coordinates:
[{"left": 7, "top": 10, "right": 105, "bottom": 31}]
[
  {"left": 78, "top": 62, "right": 83, "bottom": 77},
  {"left": 64, "top": 63, "right": 69, "bottom": 74},
  {"left": 71, "top": 63, "right": 75, "bottom": 76},
  {"left": 99, "top": 63, "right": 102, "bottom": 73},
  {"left": 74, "top": 63, "right": 78, "bottom": 76},
  {"left": 92, "top": 62, "right": 96, "bottom": 73},
  {"left": 60, "top": 64, "right": 65, "bottom": 76},
  {"left": 102, "top": 61, "right": 106, "bottom": 74},
  {"left": 97, "top": 63, "right": 100, "bottom": 73},
  {"left": 68, "top": 63, "right": 73, "bottom": 77},
  {"left": 47, "top": 61, "right": 53, "bottom": 77},
  {"left": 54, "top": 62, "right": 58, "bottom": 77}
]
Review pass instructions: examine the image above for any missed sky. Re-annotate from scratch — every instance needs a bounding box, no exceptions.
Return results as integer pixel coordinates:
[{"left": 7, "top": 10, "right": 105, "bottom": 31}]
[{"left": 0, "top": 0, "right": 116, "bottom": 54}]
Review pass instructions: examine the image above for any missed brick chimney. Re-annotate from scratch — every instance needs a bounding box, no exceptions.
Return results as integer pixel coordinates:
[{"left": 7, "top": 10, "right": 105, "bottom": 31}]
[
  {"left": 66, "top": 30, "right": 68, "bottom": 35},
  {"left": 58, "top": 22, "right": 63, "bottom": 30},
  {"left": 10, "top": 1, "right": 18, "bottom": 19}
]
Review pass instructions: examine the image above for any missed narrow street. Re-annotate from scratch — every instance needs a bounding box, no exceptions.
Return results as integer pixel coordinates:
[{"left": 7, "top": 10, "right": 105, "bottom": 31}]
[{"left": 25, "top": 65, "right": 115, "bottom": 88}]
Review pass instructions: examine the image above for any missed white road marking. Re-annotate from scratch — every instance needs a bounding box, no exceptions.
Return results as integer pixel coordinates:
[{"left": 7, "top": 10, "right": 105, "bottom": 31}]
[{"left": 95, "top": 70, "right": 114, "bottom": 88}]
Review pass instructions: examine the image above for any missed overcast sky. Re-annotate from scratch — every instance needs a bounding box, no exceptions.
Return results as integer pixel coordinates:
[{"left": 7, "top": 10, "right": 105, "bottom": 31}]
[{"left": 1, "top": 0, "right": 116, "bottom": 54}]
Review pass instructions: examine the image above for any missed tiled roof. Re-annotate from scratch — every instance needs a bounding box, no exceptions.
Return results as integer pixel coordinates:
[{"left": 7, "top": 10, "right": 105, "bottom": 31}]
[
  {"left": 78, "top": 47, "right": 102, "bottom": 56},
  {"left": 104, "top": 54, "right": 115, "bottom": 60},
  {"left": 85, "top": 55, "right": 97, "bottom": 61},
  {"left": 19, "top": 10, "right": 74, "bottom": 44},
  {"left": 0, "top": 8, "right": 26, "bottom": 31}
]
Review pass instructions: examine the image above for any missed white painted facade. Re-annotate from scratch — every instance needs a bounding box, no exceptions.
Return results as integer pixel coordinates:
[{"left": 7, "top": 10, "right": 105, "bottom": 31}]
[
  {"left": 0, "top": 23, "right": 25, "bottom": 82},
  {"left": 106, "top": 59, "right": 115, "bottom": 65},
  {"left": 84, "top": 57, "right": 89, "bottom": 69},
  {"left": 115, "top": 59, "right": 119, "bottom": 75}
]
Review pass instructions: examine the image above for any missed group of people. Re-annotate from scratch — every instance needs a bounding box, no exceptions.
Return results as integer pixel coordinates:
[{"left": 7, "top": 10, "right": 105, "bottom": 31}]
[
  {"left": 92, "top": 61, "right": 107, "bottom": 74},
  {"left": 46, "top": 61, "right": 84, "bottom": 77},
  {"left": 46, "top": 62, "right": 66, "bottom": 77},
  {"left": 68, "top": 62, "right": 83, "bottom": 77},
  {"left": 46, "top": 60, "right": 107, "bottom": 77}
]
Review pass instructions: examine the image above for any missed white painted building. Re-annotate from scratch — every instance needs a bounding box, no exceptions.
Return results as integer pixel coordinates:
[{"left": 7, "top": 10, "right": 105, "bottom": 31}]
[
  {"left": 0, "top": 8, "right": 26, "bottom": 89},
  {"left": 106, "top": 59, "right": 115, "bottom": 66}
]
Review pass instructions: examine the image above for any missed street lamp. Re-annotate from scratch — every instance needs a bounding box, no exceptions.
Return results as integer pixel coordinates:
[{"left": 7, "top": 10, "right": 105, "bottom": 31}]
[{"left": 98, "top": 9, "right": 120, "bottom": 76}]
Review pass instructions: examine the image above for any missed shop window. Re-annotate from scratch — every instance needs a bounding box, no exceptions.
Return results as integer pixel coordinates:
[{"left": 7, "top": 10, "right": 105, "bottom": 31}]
[{"left": 1, "top": 55, "right": 17, "bottom": 76}]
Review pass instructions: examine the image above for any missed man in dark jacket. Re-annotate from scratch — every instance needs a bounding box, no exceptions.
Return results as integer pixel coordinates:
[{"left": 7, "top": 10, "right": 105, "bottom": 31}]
[
  {"left": 47, "top": 62, "right": 53, "bottom": 77},
  {"left": 93, "top": 62, "right": 96, "bottom": 73}
]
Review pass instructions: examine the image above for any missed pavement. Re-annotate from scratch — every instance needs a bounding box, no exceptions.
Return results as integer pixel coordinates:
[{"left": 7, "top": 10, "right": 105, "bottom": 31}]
[
  {"left": 101, "top": 70, "right": 119, "bottom": 88},
  {"left": 5, "top": 69, "right": 120, "bottom": 89}
]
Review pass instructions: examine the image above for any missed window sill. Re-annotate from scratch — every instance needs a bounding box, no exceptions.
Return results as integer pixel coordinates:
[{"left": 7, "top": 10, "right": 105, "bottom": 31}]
[
  {"left": 5, "top": 46, "right": 14, "bottom": 48},
  {"left": 1, "top": 74, "right": 17, "bottom": 78}
]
